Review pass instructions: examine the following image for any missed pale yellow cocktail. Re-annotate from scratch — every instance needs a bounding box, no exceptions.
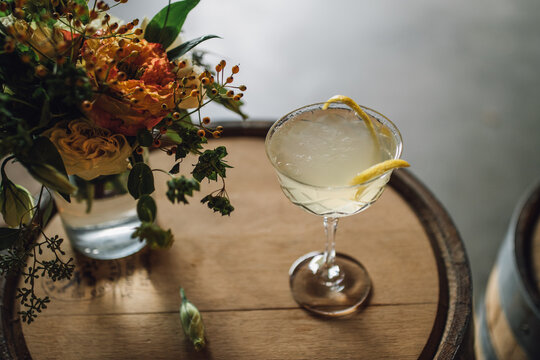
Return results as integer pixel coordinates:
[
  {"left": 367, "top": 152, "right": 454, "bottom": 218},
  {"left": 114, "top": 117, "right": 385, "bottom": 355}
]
[{"left": 265, "top": 97, "right": 407, "bottom": 316}]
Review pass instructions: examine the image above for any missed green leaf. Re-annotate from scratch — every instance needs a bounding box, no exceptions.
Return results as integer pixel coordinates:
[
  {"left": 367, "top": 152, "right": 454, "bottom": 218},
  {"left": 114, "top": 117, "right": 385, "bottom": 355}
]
[
  {"left": 132, "top": 222, "right": 174, "bottom": 249},
  {"left": 137, "top": 195, "right": 157, "bottom": 222},
  {"left": 201, "top": 195, "right": 234, "bottom": 216},
  {"left": 166, "top": 176, "right": 200, "bottom": 204},
  {"left": 170, "top": 122, "right": 206, "bottom": 160},
  {"left": 170, "top": 163, "right": 180, "bottom": 174},
  {"left": 192, "top": 146, "right": 232, "bottom": 182},
  {"left": 0, "top": 227, "right": 20, "bottom": 250},
  {"left": 137, "top": 129, "right": 154, "bottom": 147},
  {"left": 165, "top": 129, "right": 182, "bottom": 144},
  {"left": 25, "top": 164, "right": 76, "bottom": 202},
  {"left": 128, "top": 163, "right": 155, "bottom": 199},
  {"left": 145, "top": 0, "right": 200, "bottom": 49},
  {"left": 167, "top": 35, "right": 220, "bottom": 61},
  {"left": 29, "top": 137, "right": 69, "bottom": 178},
  {"left": 23, "top": 137, "right": 73, "bottom": 201},
  {"left": 39, "top": 99, "right": 51, "bottom": 128}
]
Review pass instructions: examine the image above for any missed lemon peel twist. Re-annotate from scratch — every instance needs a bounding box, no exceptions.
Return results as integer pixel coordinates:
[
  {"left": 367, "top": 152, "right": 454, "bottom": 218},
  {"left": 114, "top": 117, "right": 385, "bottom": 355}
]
[
  {"left": 322, "top": 95, "right": 378, "bottom": 144},
  {"left": 350, "top": 159, "right": 410, "bottom": 185},
  {"left": 321, "top": 95, "right": 410, "bottom": 193}
]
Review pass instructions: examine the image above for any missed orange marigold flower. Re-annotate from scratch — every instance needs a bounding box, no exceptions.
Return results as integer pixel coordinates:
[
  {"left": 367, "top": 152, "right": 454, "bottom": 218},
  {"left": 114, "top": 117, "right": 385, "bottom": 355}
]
[{"left": 82, "top": 34, "right": 202, "bottom": 136}]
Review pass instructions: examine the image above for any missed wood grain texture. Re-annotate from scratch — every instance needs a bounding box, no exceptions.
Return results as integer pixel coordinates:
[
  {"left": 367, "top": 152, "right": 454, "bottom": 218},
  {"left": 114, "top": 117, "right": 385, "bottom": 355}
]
[
  {"left": 22, "top": 306, "right": 437, "bottom": 360},
  {"left": 1, "top": 124, "right": 474, "bottom": 359}
]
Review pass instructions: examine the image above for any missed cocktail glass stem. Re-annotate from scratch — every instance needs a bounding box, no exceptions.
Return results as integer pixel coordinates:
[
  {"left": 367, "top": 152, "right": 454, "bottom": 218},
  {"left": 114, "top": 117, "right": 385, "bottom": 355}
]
[{"left": 318, "top": 217, "right": 345, "bottom": 289}]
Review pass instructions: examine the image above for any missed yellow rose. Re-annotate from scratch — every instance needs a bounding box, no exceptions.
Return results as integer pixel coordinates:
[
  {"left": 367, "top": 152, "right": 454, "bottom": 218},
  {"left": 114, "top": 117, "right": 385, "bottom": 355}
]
[
  {"left": 46, "top": 120, "right": 133, "bottom": 181},
  {"left": 8, "top": 20, "right": 64, "bottom": 60}
]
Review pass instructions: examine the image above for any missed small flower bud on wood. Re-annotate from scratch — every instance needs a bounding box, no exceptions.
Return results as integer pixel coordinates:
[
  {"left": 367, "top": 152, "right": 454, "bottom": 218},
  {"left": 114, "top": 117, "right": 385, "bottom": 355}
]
[{"left": 179, "top": 288, "right": 206, "bottom": 351}]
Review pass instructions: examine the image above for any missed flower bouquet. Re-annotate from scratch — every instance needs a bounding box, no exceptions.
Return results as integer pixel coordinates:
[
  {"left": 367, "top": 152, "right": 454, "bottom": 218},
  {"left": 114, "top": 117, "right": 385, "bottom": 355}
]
[{"left": 0, "top": 0, "right": 247, "bottom": 323}]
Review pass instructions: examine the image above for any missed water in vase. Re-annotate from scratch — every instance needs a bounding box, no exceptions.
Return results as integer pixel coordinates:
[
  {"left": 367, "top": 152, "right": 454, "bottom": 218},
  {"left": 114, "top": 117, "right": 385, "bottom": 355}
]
[{"left": 55, "top": 189, "right": 145, "bottom": 260}]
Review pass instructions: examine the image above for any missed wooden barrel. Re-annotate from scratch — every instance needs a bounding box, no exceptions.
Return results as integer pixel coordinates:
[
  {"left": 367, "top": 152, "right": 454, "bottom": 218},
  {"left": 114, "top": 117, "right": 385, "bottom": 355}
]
[
  {"left": 0, "top": 122, "right": 473, "bottom": 359},
  {"left": 476, "top": 181, "right": 540, "bottom": 360}
]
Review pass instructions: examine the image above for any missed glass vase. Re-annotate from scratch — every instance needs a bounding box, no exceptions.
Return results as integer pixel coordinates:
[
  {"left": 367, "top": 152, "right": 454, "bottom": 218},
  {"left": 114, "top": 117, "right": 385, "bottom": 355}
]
[{"left": 54, "top": 173, "right": 146, "bottom": 260}]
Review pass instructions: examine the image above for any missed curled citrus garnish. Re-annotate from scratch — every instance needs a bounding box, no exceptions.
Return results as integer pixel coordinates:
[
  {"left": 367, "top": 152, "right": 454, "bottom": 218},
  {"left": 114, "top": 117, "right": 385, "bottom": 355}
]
[
  {"left": 322, "top": 95, "right": 377, "bottom": 142},
  {"left": 322, "top": 95, "right": 410, "bottom": 192},
  {"left": 350, "top": 159, "right": 410, "bottom": 185}
]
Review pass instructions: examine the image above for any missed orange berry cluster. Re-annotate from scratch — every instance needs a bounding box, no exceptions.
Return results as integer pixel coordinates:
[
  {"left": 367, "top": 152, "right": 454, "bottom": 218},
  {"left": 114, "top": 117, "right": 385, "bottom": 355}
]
[
  {"left": 174, "top": 59, "right": 249, "bottom": 141},
  {"left": 213, "top": 60, "right": 246, "bottom": 101},
  {"left": 165, "top": 61, "right": 208, "bottom": 109},
  {"left": 100, "top": 15, "right": 141, "bottom": 37},
  {"left": 195, "top": 120, "right": 224, "bottom": 139}
]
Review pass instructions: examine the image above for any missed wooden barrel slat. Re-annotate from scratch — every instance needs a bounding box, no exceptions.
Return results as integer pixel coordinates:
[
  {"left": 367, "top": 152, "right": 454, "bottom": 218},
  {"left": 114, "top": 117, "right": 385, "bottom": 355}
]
[
  {"left": 533, "top": 220, "right": 540, "bottom": 299},
  {"left": 477, "top": 181, "right": 540, "bottom": 360},
  {"left": 0, "top": 121, "right": 473, "bottom": 359}
]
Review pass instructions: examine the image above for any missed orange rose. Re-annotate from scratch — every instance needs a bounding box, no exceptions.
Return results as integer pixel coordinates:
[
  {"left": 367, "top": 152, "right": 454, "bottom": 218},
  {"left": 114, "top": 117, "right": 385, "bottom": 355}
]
[{"left": 82, "top": 35, "right": 201, "bottom": 136}]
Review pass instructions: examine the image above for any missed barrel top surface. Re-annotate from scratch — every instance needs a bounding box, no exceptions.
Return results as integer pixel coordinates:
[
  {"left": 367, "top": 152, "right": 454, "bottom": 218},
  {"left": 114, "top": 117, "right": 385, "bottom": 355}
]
[{"left": 1, "top": 122, "right": 473, "bottom": 360}]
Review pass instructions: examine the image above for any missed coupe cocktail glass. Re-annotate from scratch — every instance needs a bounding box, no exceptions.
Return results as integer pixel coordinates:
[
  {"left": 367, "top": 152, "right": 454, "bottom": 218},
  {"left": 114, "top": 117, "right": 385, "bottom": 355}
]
[{"left": 265, "top": 101, "right": 403, "bottom": 316}]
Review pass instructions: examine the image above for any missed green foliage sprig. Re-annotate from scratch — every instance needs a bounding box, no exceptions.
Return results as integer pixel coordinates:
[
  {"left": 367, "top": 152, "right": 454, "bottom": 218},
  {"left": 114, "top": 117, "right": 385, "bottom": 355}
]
[{"left": 0, "top": 184, "right": 74, "bottom": 324}]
